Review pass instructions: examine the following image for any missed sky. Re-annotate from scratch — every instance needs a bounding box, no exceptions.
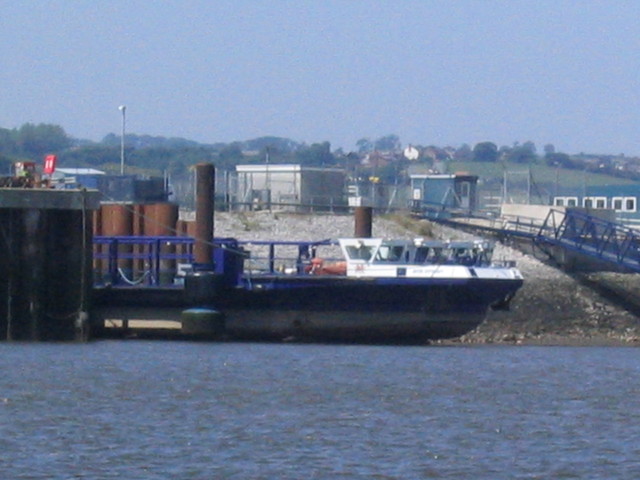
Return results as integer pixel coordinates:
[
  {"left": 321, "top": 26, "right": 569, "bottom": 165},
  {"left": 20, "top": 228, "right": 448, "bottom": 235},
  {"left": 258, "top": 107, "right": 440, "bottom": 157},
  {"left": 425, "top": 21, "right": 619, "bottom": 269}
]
[{"left": 2, "top": 1, "right": 640, "bottom": 156}]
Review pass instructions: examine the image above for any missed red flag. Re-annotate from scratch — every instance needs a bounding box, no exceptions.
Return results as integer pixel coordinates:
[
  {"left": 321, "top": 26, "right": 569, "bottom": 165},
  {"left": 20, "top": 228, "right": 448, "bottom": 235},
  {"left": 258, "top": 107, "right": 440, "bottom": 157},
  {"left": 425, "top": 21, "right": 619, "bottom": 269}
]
[{"left": 44, "top": 154, "right": 57, "bottom": 174}]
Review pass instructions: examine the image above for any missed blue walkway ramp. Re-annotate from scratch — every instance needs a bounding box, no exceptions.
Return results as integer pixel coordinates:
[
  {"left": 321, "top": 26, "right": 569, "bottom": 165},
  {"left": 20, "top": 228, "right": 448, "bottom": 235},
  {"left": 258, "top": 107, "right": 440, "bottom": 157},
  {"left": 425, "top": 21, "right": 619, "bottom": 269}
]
[
  {"left": 535, "top": 209, "right": 640, "bottom": 273},
  {"left": 432, "top": 208, "right": 640, "bottom": 273}
]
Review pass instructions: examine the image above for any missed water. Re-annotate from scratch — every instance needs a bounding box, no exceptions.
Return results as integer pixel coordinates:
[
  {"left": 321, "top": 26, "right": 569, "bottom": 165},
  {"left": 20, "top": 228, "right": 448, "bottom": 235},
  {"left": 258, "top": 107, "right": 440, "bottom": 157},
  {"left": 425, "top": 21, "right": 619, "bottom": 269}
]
[{"left": 1, "top": 342, "right": 639, "bottom": 479}]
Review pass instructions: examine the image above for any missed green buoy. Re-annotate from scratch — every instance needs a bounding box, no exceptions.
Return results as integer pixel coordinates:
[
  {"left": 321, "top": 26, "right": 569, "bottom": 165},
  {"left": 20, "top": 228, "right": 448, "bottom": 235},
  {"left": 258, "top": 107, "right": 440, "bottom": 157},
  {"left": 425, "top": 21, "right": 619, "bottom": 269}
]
[{"left": 181, "top": 308, "right": 225, "bottom": 337}]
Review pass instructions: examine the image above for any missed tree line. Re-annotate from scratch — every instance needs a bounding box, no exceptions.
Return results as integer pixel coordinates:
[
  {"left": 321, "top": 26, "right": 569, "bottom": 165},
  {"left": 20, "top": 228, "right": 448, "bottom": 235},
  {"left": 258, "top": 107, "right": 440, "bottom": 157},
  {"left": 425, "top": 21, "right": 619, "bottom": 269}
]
[{"left": 1, "top": 122, "right": 637, "bottom": 181}]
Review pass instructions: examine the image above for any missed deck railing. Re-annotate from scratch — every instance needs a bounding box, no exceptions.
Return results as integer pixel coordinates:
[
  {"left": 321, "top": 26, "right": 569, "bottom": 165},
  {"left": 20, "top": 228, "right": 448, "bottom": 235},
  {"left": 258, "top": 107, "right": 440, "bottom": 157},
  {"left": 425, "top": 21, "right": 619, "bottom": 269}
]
[
  {"left": 536, "top": 209, "right": 640, "bottom": 271},
  {"left": 93, "top": 237, "right": 337, "bottom": 287}
]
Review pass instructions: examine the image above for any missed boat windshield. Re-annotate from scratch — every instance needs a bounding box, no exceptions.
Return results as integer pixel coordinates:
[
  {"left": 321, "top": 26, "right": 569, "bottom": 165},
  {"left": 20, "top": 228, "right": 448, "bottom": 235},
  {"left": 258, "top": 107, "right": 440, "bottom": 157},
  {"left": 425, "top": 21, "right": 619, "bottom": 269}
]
[
  {"left": 344, "top": 245, "right": 375, "bottom": 261},
  {"left": 414, "top": 246, "right": 445, "bottom": 264},
  {"left": 338, "top": 238, "right": 495, "bottom": 266},
  {"left": 374, "top": 245, "right": 406, "bottom": 262},
  {"left": 442, "top": 242, "right": 494, "bottom": 266}
]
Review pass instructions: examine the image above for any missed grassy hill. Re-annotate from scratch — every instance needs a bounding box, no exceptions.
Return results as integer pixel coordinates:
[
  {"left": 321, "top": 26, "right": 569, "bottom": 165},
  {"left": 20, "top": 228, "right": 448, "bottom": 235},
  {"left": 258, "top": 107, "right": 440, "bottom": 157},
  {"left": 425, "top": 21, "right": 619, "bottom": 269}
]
[{"left": 445, "top": 161, "right": 635, "bottom": 188}]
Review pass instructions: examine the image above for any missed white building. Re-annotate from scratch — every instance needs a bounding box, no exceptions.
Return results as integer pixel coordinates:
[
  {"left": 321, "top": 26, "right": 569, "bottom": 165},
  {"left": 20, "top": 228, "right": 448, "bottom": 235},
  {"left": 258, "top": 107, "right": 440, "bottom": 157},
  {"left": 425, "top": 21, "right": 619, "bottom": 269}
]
[{"left": 234, "top": 164, "right": 346, "bottom": 211}]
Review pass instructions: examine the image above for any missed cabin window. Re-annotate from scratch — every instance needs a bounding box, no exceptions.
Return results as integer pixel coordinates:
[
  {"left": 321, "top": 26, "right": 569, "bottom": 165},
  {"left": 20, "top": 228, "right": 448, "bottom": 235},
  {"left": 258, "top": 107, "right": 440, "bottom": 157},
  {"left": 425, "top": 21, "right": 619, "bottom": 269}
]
[
  {"left": 442, "top": 247, "right": 476, "bottom": 265},
  {"left": 375, "top": 245, "right": 405, "bottom": 262},
  {"left": 480, "top": 248, "right": 493, "bottom": 265},
  {"left": 625, "top": 197, "right": 637, "bottom": 212},
  {"left": 414, "top": 246, "right": 445, "bottom": 263},
  {"left": 613, "top": 197, "right": 623, "bottom": 210},
  {"left": 555, "top": 196, "right": 578, "bottom": 207},
  {"left": 583, "top": 196, "right": 607, "bottom": 209},
  {"left": 610, "top": 197, "right": 636, "bottom": 212},
  {"left": 414, "top": 246, "right": 429, "bottom": 263}
]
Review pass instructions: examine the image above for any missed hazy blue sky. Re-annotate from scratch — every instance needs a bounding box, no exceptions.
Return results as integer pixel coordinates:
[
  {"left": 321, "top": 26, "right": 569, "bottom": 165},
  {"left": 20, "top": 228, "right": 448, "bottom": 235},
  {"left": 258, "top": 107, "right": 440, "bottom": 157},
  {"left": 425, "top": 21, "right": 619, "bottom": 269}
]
[{"left": 2, "top": 1, "right": 639, "bottom": 155}]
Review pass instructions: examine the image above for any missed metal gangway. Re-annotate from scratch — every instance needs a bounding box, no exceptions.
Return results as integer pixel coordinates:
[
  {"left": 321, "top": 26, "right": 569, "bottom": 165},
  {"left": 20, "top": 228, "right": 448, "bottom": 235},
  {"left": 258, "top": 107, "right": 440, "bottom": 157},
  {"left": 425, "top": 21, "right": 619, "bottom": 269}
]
[
  {"left": 533, "top": 209, "right": 640, "bottom": 273},
  {"left": 433, "top": 208, "right": 640, "bottom": 273}
]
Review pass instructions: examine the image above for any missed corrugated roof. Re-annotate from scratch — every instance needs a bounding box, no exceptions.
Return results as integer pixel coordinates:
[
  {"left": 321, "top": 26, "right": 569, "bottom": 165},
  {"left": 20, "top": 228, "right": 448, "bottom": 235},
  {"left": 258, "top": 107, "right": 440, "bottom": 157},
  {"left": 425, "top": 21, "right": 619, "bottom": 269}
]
[{"left": 56, "top": 168, "right": 106, "bottom": 175}]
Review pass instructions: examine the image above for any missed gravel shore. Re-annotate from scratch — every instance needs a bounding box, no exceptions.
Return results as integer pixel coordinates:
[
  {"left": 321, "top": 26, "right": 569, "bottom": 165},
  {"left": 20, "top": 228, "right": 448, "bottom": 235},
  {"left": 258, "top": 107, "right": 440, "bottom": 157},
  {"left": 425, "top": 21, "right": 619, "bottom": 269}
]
[{"left": 211, "top": 210, "right": 640, "bottom": 346}]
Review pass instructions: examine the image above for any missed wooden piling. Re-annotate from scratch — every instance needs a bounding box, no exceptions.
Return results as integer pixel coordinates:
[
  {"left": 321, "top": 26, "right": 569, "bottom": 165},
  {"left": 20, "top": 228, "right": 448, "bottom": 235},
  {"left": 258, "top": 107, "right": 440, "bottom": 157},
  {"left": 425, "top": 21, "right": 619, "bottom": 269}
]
[
  {"left": 101, "top": 204, "right": 133, "bottom": 283},
  {"left": 144, "top": 202, "right": 179, "bottom": 283},
  {"left": 354, "top": 206, "right": 373, "bottom": 238},
  {"left": 194, "top": 163, "right": 215, "bottom": 266}
]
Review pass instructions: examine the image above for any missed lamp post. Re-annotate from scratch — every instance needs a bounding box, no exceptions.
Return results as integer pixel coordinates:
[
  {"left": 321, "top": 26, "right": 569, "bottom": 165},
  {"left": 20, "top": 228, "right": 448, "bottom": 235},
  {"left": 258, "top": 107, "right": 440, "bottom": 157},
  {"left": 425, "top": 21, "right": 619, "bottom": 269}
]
[{"left": 118, "top": 105, "right": 126, "bottom": 175}]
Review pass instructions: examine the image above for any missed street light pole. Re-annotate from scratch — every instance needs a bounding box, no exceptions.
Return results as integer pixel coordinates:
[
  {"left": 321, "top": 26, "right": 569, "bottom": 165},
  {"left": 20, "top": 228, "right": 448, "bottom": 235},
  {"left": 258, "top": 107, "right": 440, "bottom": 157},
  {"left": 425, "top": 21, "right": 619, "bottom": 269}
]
[{"left": 119, "top": 105, "right": 126, "bottom": 175}]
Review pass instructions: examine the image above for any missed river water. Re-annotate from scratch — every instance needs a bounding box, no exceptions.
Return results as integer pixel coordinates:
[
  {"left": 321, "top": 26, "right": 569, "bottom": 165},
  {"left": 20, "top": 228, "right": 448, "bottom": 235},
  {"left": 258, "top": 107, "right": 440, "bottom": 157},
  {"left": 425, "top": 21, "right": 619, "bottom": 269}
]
[{"left": 0, "top": 341, "right": 639, "bottom": 479}]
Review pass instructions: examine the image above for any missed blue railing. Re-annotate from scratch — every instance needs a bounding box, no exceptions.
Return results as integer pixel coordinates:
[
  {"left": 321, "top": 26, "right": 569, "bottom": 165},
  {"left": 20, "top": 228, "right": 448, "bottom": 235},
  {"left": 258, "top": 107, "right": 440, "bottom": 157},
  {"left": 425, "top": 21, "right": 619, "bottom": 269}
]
[
  {"left": 93, "top": 236, "right": 335, "bottom": 287},
  {"left": 93, "top": 236, "right": 195, "bottom": 287},
  {"left": 430, "top": 207, "right": 640, "bottom": 273},
  {"left": 536, "top": 209, "right": 640, "bottom": 271}
]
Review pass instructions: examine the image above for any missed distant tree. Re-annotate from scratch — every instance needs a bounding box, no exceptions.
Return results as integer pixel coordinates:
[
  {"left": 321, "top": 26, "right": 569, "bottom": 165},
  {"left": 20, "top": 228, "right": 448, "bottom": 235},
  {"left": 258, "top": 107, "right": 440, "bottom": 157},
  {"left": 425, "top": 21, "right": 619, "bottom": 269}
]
[
  {"left": 543, "top": 144, "right": 555, "bottom": 156},
  {"left": 454, "top": 143, "right": 473, "bottom": 162},
  {"left": 507, "top": 141, "right": 537, "bottom": 163},
  {"left": 522, "top": 141, "right": 536, "bottom": 153},
  {"left": 15, "top": 123, "right": 71, "bottom": 158},
  {"left": 166, "top": 159, "right": 188, "bottom": 177},
  {"left": 130, "top": 147, "right": 174, "bottom": 171},
  {"left": 356, "top": 138, "right": 373, "bottom": 154},
  {"left": 59, "top": 144, "right": 120, "bottom": 167},
  {"left": 218, "top": 143, "right": 243, "bottom": 162},
  {"left": 545, "top": 152, "right": 575, "bottom": 169},
  {"left": 101, "top": 133, "right": 119, "bottom": 147},
  {"left": 374, "top": 134, "right": 401, "bottom": 152},
  {"left": 0, "top": 154, "right": 13, "bottom": 174},
  {"left": 472, "top": 142, "right": 498, "bottom": 162},
  {"left": 101, "top": 133, "right": 200, "bottom": 149},
  {"left": 0, "top": 128, "right": 16, "bottom": 155},
  {"left": 244, "top": 136, "right": 300, "bottom": 153},
  {"left": 498, "top": 144, "right": 512, "bottom": 161},
  {"left": 295, "top": 141, "right": 335, "bottom": 166}
]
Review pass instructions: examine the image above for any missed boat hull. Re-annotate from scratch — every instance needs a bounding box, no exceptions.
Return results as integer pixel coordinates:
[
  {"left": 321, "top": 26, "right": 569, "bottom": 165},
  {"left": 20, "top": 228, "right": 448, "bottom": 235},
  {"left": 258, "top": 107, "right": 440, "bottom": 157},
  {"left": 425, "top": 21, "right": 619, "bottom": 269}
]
[
  {"left": 219, "top": 276, "right": 520, "bottom": 342},
  {"left": 92, "top": 275, "right": 522, "bottom": 343},
  {"left": 223, "top": 309, "right": 485, "bottom": 343}
]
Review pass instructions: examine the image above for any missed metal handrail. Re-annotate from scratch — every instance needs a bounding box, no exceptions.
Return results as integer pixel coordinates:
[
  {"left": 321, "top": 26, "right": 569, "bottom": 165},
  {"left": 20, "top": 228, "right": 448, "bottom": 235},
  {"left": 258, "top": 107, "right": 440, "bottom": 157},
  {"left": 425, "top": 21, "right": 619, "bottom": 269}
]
[
  {"left": 93, "top": 236, "right": 337, "bottom": 287},
  {"left": 536, "top": 209, "right": 640, "bottom": 272}
]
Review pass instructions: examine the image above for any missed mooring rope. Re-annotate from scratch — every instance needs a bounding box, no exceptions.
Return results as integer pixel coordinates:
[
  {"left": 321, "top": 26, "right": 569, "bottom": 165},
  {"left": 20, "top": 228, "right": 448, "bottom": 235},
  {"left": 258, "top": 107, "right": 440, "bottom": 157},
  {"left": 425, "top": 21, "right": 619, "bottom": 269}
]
[{"left": 117, "top": 267, "right": 152, "bottom": 286}]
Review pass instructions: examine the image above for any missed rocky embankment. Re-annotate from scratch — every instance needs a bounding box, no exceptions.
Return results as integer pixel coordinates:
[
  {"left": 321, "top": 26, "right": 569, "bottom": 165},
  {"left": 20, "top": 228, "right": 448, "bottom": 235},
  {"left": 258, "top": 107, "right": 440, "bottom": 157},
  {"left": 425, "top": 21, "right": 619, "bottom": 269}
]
[{"left": 211, "top": 211, "right": 640, "bottom": 346}]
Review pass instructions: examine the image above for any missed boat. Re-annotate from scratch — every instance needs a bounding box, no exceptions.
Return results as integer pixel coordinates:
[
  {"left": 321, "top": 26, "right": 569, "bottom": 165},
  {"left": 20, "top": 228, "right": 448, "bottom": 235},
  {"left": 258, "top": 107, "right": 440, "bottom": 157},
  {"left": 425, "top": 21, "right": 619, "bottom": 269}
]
[
  {"left": 92, "top": 235, "right": 523, "bottom": 343},
  {"left": 192, "top": 237, "right": 522, "bottom": 343}
]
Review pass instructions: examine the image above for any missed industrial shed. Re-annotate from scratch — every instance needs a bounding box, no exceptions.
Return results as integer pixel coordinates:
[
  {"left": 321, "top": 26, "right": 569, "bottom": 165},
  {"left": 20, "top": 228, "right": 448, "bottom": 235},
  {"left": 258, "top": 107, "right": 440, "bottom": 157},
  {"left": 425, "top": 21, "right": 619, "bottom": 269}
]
[
  {"left": 409, "top": 173, "right": 479, "bottom": 216},
  {"left": 234, "top": 164, "right": 347, "bottom": 212}
]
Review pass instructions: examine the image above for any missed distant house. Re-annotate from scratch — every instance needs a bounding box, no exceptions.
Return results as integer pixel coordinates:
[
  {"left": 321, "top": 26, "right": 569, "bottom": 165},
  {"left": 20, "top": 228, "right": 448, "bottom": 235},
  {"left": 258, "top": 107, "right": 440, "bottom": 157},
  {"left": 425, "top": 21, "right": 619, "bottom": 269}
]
[
  {"left": 361, "top": 151, "right": 396, "bottom": 169},
  {"left": 233, "top": 164, "right": 346, "bottom": 211}
]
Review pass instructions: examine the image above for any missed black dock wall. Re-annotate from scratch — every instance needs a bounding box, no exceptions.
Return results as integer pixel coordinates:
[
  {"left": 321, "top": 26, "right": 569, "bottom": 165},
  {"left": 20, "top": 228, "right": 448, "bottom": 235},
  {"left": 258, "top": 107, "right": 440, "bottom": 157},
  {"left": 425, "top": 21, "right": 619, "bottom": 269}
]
[{"left": 0, "top": 189, "right": 100, "bottom": 341}]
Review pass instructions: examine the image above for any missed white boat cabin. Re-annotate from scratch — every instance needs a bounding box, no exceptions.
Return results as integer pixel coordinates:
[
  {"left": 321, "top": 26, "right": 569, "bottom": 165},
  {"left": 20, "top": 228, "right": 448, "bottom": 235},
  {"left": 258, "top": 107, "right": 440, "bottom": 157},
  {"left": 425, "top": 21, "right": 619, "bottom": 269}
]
[{"left": 337, "top": 238, "right": 502, "bottom": 279}]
